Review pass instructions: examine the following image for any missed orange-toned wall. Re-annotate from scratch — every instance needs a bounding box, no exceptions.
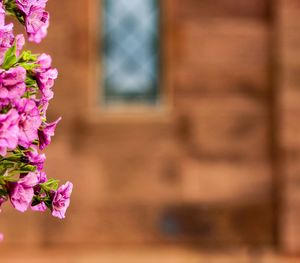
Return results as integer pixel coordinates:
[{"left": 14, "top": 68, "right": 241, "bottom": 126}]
[{"left": 0, "top": 0, "right": 299, "bottom": 254}]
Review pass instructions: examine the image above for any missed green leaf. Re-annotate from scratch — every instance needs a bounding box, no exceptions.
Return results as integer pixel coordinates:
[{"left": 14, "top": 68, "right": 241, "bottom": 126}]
[{"left": 2, "top": 42, "right": 17, "bottom": 69}]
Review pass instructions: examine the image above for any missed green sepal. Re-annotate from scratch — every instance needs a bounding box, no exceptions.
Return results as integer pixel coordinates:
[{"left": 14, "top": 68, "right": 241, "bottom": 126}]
[
  {"left": 0, "top": 106, "right": 11, "bottom": 114},
  {"left": 19, "top": 164, "right": 36, "bottom": 172},
  {"left": 0, "top": 177, "right": 6, "bottom": 185},
  {"left": 19, "top": 50, "right": 38, "bottom": 62},
  {"left": 25, "top": 76, "right": 37, "bottom": 86},
  {"left": 44, "top": 199, "right": 52, "bottom": 210},
  {"left": 31, "top": 196, "right": 42, "bottom": 207},
  {"left": 3, "top": 176, "right": 19, "bottom": 182},
  {"left": 41, "top": 178, "right": 60, "bottom": 191},
  {"left": 0, "top": 188, "right": 8, "bottom": 196},
  {"left": 19, "top": 62, "right": 38, "bottom": 71},
  {"left": 0, "top": 160, "right": 16, "bottom": 169}
]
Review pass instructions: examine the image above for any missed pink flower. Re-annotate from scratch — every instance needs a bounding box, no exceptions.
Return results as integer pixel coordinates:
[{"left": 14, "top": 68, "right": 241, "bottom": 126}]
[
  {"left": 19, "top": 172, "right": 39, "bottom": 188},
  {"left": 0, "top": 23, "right": 14, "bottom": 48},
  {"left": 0, "top": 109, "right": 19, "bottom": 156},
  {"left": 0, "top": 67, "right": 26, "bottom": 100},
  {"left": 0, "top": 23, "right": 14, "bottom": 64},
  {"left": 34, "top": 54, "right": 56, "bottom": 102},
  {"left": 36, "top": 171, "right": 47, "bottom": 183},
  {"left": 9, "top": 185, "right": 32, "bottom": 212},
  {"left": 31, "top": 201, "right": 46, "bottom": 212},
  {"left": 36, "top": 99, "right": 49, "bottom": 117},
  {"left": 0, "top": 22, "right": 24, "bottom": 64},
  {"left": 16, "top": 0, "right": 48, "bottom": 15},
  {"left": 15, "top": 34, "right": 25, "bottom": 56},
  {"left": 9, "top": 172, "right": 38, "bottom": 212},
  {"left": 35, "top": 54, "right": 56, "bottom": 99},
  {"left": 37, "top": 53, "right": 52, "bottom": 69},
  {"left": 26, "top": 147, "right": 46, "bottom": 170},
  {"left": 36, "top": 68, "right": 58, "bottom": 101},
  {"left": 1, "top": 67, "right": 26, "bottom": 86},
  {"left": 15, "top": 98, "right": 42, "bottom": 148},
  {"left": 31, "top": 171, "right": 47, "bottom": 212},
  {"left": 51, "top": 181, "right": 73, "bottom": 219},
  {"left": 38, "top": 117, "right": 61, "bottom": 150},
  {"left": 0, "top": 2, "right": 6, "bottom": 26},
  {"left": 10, "top": 184, "right": 34, "bottom": 212},
  {"left": 26, "top": 7, "right": 49, "bottom": 43}
]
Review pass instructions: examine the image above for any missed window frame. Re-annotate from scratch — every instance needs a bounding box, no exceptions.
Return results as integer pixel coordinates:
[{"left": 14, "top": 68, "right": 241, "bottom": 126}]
[{"left": 87, "top": 0, "right": 175, "bottom": 120}]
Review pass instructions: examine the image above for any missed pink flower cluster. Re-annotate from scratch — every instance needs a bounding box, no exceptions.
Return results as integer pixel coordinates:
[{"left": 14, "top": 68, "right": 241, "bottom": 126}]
[
  {"left": 3, "top": 0, "right": 49, "bottom": 43},
  {"left": 16, "top": 0, "right": 49, "bottom": 43},
  {"left": 0, "top": 0, "right": 72, "bottom": 235}
]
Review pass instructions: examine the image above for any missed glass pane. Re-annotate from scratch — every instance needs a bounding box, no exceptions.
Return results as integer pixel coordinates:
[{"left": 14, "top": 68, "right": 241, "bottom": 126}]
[{"left": 102, "top": 0, "right": 160, "bottom": 105}]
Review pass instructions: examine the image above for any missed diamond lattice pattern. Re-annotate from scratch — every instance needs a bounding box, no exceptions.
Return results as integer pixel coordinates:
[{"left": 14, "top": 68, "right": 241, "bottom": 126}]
[{"left": 103, "top": 0, "right": 159, "bottom": 103}]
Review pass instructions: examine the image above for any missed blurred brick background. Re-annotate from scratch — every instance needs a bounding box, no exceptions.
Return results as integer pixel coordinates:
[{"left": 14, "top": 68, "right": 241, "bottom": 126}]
[{"left": 1, "top": 0, "right": 300, "bottom": 261}]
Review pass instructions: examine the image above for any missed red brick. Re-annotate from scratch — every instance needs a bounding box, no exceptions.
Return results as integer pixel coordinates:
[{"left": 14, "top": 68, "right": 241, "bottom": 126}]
[
  {"left": 176, "top": 0, "right": 270, "bottom": 20},
  {"left": 180, "top": 159, "right": 272, "bottom": 204}
]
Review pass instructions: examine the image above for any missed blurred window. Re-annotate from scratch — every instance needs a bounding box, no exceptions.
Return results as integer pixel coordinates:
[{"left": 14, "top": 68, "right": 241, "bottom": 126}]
[{"left": 102, "top": 0, "right": 160, "bottom": 106}]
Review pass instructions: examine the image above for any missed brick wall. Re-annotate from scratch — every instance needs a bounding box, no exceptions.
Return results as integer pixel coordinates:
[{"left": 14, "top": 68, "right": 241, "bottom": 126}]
[
  {"left": 278, "top": 0, "right": 300, "bottom": 253},
  {"left": 0, "top": 0, "right": 299, "bottom": 254}
]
